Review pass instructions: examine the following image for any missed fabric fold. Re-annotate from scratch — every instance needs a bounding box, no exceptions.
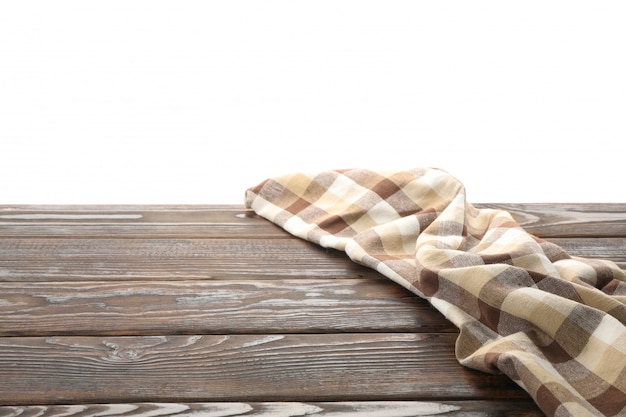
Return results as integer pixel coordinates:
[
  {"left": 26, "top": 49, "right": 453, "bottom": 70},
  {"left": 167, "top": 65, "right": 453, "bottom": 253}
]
[{"left": 245, "top": 168, "right": 626, "bottom": 417}]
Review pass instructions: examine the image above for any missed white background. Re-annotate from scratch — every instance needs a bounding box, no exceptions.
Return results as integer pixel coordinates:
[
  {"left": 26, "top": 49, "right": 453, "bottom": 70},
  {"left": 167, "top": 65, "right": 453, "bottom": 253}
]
[{"left": 1, "top": 1, "right": 624, "bottom": 204}]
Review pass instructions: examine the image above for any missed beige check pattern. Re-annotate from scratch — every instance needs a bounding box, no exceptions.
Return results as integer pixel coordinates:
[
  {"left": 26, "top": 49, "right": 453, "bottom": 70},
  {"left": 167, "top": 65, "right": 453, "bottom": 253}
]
[{"left": 246, "top": 168, "right": 626, "bottom": 417}]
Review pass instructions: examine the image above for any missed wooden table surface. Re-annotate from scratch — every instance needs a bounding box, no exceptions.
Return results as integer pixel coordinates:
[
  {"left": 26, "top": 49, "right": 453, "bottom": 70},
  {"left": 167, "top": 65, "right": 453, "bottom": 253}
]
[{"left": 0, "top": 204, "right": 624, "bottom": 417}]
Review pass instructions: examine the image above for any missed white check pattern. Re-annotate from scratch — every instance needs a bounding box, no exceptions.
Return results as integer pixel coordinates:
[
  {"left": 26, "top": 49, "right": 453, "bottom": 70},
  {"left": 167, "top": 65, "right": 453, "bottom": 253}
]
[{"left": 246, "top": 168, "right": 626, "bottom": 417}]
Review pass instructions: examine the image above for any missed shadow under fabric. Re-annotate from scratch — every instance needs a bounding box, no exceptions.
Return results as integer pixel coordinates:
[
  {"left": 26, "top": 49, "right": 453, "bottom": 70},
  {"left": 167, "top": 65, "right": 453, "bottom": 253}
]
[{"left": 245, "top": 168, "right": 626, "bottom": 417}]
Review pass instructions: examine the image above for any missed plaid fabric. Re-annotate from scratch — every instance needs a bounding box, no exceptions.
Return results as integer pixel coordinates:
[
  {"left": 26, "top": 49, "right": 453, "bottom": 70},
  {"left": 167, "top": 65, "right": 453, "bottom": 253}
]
[{"left": 245, "top": 168, "right": 626, "bottom": 417}]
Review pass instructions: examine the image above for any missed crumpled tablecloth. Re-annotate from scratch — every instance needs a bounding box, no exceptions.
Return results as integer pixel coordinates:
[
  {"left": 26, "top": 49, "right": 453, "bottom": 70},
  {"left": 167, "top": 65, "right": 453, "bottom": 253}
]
[{"left": 246, "top": 168, "right": 626, "bottom": 417}]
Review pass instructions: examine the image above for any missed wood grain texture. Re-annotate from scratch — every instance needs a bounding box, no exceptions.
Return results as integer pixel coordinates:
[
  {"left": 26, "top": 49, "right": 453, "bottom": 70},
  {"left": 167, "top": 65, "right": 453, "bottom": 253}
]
[
  {"left": 1, "top": 203, "right": 624, "bottom": 239},
  {"left": 0, "top": 400, "right": 544, "bottom": 417},
  {"left": 548, "top": 237, "right": 626, "bottom": 268},
  {"left": 0, "top": 334, "right": 529, "bottom": 405},
  {"left": 0, "top": 238, "right": 380, "bottom": 282},
  {"left": 477, "top": 203, "right": 626, "bottom": 238},
  {"left": 0, "top": 236, "right": 622, "bottom": 282},
  {"left": 0, "top": 279, "right": 456, "bottom": 336},
  {"left": 0, "top": 206, "right": 284, "bottom": 239},
  {"left": 0, "top": 203, "right": 622, "bottom": 415}
]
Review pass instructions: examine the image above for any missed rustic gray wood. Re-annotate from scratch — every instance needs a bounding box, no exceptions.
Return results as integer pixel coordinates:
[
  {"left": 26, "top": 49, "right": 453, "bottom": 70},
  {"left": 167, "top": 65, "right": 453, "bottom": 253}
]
[
  {"left": 1, "top": 203, "right": 621, "bottom": 416},
  {"left": 549, "top": 237, "right": 626, "bottom": 268},
  {"left": 0, "top": 206, "right": 283, "bottom": 238},
  {"left": 0, "top": 203, "right": 624, "bottom": 238},
  {"left": 0, "top": 400, "right": 545, "bottom": 416},
  {"left": 0, "top": 205, "right": 623, "bottom": 282},
  {"left": 477, "top": 203, "right": 626, "bottom": 237},
  {"left": 0, "top": 237, "right": 379, "bottom": 282},
  {"left": 0, "top": 279, "right": 455, "bottom": 336},
  {"left": 0, "top": 333, "right": 525, "bottom": 405},
  {"left": 0, "top": 236, "right": 622, "bottom": 282}
]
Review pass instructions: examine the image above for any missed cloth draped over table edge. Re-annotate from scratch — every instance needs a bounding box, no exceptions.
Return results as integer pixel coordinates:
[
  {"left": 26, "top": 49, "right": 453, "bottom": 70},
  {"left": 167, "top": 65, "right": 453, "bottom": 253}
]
[{"left": 244, "top": 168, "right": 626, "bottom": 417}]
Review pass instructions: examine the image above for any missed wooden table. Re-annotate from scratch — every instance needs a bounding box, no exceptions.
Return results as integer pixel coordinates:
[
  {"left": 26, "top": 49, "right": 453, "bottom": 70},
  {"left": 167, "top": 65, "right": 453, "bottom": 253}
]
[{"left": 1, "top": 204, "right": 624, "bottom": 416}]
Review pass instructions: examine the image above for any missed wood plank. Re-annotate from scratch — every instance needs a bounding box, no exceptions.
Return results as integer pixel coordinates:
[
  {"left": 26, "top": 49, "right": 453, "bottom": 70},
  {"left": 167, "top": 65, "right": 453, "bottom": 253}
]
[
  {"left": 0, "top": 238, "right": 380, "bottom": 282},
  {"left": 0, "top": 400, "right": 544, "bottom": 416},
  {"left": 478, "top": 203, "right": 626, "bottom": 238},
  {"left": 0, "top": 235, "right": 622, "bottom": 282},
  {"left": 548, "top": 237, "right": 626, "bottom": 269},
  {"left": 0, "top": 205, "right": 244, "bottom": 212},
  {"left": 1, "top": 203, "right": 624, "bottom": 239},
  {"left": 0, "top": 334, "right": 529, "bottom": 405},
  {"left": 0, "top": 206, "right": 284, "bottom": 239},
  {"left": 0, "top": 279, "right": 456, "bottom": 336},
  {"left": 0, "top": 203, "right": 619, "bottom": 415}
]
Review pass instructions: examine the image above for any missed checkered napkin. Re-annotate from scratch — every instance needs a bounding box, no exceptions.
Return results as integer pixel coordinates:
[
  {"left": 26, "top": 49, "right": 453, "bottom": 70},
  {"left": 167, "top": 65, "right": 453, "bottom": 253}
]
[{"left": 245, "top": 168, "right": 626, "bottom": 417}]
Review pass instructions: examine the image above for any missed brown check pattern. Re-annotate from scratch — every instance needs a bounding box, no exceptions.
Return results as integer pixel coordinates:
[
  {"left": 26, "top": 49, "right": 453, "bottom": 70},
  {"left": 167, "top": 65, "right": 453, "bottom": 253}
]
[{"left": 246, "top": 168, "right": 626, "bottom": 417}]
